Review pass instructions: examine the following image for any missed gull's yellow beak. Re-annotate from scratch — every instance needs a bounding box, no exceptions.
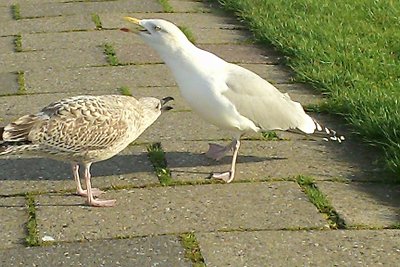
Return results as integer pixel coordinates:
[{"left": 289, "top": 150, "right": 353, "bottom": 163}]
[{"left": 124, "top": 16, "right": 141, "bottom": 25}]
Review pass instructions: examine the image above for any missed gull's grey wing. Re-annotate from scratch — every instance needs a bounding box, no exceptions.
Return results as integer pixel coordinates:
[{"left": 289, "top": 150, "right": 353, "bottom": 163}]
[{"left": 221, "top": 63, "right": 316, "bottom": 133}]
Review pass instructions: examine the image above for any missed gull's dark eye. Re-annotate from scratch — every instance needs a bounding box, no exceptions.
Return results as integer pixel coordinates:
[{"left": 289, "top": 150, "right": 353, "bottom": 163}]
[
  {"left": 156, "top": 103, "right": 161, "bottom": 109},
  {"left": 154, "top": 25, "right": 162, "bottom": 31}
]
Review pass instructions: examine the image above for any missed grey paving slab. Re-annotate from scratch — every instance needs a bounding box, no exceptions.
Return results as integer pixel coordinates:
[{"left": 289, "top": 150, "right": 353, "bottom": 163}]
[
  {"left": 0, "top": 87, "right": 187, "bottom": 118},
  {"left": 0, "top": 72, "right": 18, "bottom": 96},
  {"left": 0, "top": 145, "right": 158, "bottom": 196},
  {"left": 169, "top": 0, "right": 212, "bottom": 13},
  {"left": 317, "top": 182, "right": 400, "bottom": 227},
  {"left": 0, "top": 6, "right": 12, "bottom": 21},
  {"left": 0, "top": 47, "right": 107, "bottom": 73},
  {"left": 35, "top": 182, "right": 326, "bottom": 242},
  {"left": 198, "top": 43, "right": 282, "bottom": 64},
  {"left": 162, "top": 139, "right": 376, "bottom": 183},
  {"left": 21, "top": 29, "right": 137, "bottom": 51},
  {"left": 0, "top": 15, "right": 94, "bottom": 36},
  {"left": 136, "top": 111, "right": 222, "bottom": 143},
  {"left": 197, "top": 229, "right": 400, "bottom": 267},
  {"left": 114, "top": 43, "right": 163, "bottom": 64},
  {"left": 103, "top": 12, "right": 239, "bottom": 30},
  {"left": 115, "top": 42, "right": 282, "bottom": 65},
  {"left": 19, "top": 0, "right": 163, "bottom": 18},
  {"left": 241, "top": 63, "right": 294, "bottom": 84},
  {"left": 25, "top": 65, "right": 176, "bottom": 94},
  {"left": 0, "top": 197, "right": 27, "bottom": 249},
  {"left": 193, "top": 27, "right": 253, "bottom": 44},
  {"left": 0, "top": 36, "right": 14, "bottom": 53},
  {"left": 275, "top": 83, "right": 323, "bottom": 106},
  {"left": 0, "top": 235, "right": 190, "bottom": 267},
  {"left": 23, "top": 62, "right": 292, "bottom": 95}
]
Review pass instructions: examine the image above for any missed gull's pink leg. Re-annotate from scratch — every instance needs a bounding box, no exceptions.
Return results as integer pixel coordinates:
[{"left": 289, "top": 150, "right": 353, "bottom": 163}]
[
  {"left": 71, "top": 163, "right": 104, "bottom": 197},
  {"left": 83, "top": 162, "right": 116, "bottom": 207},
  {"left": 212, "top": 139, "right": 240, "bottom": 183},
  {"left": 205, "top": 141, "right": 235, "bottom": 161}
]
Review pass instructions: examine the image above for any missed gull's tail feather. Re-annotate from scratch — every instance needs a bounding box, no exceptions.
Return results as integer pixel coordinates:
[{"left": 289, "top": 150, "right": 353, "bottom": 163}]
[
  {"left": 310, "top": 119, "right": 345, "bottom": 143},
  {"left": 288, "top": 118, "right": 345, "bottom": 143}
]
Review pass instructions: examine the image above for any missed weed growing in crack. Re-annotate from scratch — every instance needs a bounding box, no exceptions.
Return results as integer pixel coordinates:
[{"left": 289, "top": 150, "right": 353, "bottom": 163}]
[
  {"left": 14, "top": 34, "right": 22, "bottom": 52},
  {"left": 119, "top": 86, "right": 132, "bottom": 96},
  {"left": 17, "top": 71, "right": 27, "bottom": 95},
  {"left": 25, "top": 194, "right": 40, "bottom": 246},
  {"left": 91, "top": 13, "right": 102, "bottom": 30},
  {"left": 179, "top": 232, "right": 206, "bottom": 267},
  {"left": 178, "top": 25, "right": 196, "bottom": 44},
  {"left": 147, "top": 142, "right": 173, "bottom": 186},
  {"left": 103, "top": 43, "right": 119, "bottom": 66},
  {"left": 11, "top": 4, "right": 21, "bottom": 20},
  {"left": 296, "top": 175, "right": 346, "bottom": 229},
  {"left": 158, "top": 0, "right": 174, "bottom": 13}
]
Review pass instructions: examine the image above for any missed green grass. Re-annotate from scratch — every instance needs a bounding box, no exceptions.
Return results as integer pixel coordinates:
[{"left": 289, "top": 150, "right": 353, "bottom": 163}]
[
  {"left": 25, "top": 194, "right": 40, "bottom": 246},
  {"left": 91, "top": 13, "right": 102, "bottom": 30},
  {"left": 296, "top": 175, "right": 346, "bottom": 229},
  {"left": 11, "top": 4, "right": 21, "bottom": 20},
  {"left": 103, "top": 43, "right": 119, "bottom": 66},
  {"left": 159, "top": 0, "right": 174, "bottom": 13},
  {"left": 218, "top": 0, "right": 400, "bottom": 178},
  {"left": 261, "top": 130, "right": 283, "bottom": 141},
  {"left": 17, "top": 71, "right": 27, "bottom": 94},
  {"left": 119, "top": 86, "right": 132, "bottom": 96},
  {"left": 178, "top": 25, "right": 196, "bottom": 44},
  {"left": 14, "top": 34, "right": 22, "bottom": 52},
  {"left": 147, "top": 142, "right": 173, "bottom": 186},
  {"left": 179, "top": 232, "right": 206, "bottom": 267}
]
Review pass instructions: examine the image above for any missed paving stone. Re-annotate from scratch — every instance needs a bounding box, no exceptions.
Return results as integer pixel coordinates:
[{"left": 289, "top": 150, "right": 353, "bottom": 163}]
[
  {"left": 162, "top": 139, "right": 376, "bottom": 182},
  {"left": 24, "top": 65, "right": 176, "bottom": 94},
  {"left": 0, "top": 145, "right": 158, "bottom": 196},
  {"left": 136, "top": 111, "right": 222, "bottom": 143},
  {"left": 21, "top": 30, "right": 136, "bottom": 51},
  {"left": 275, "top": 83, "right": 323, "bottom": 106},
  {"left": 0, "top": 87, "right": 187, "bottom": 118},
  {"left": 241, "top": 63, "right": 294, "bottom": 84},
  {"left": 102, "top": 12, "right": 239, "bottom": 30},
  {"left": 115, "top": 43, "right": 163, "bottom": 64},
  {"left": 22, "top": 63, "right": 293, "bottom": 95},
  {"left": 19, "top": 0, "right": 163, "bottom": 18},
  {"left": 193, "top": 27, "right": 253, "bottom": 44},
  {"left": 198, "top": 43, "right": 282, "bottom": 64},
  {"left": 35, "top": 182, "right": 326, "bottom": 242},
  {"left": 0, "top": 6, "right": 12, "bottom": 22},
  {"left": 0, "top": 235, "right": 190, "bottom": 267},
  {"left": 197, "top": 229, "right": 400, "bottom": 266},
  {"left": 317, "top": 182, "right": 400, "bottom": 227},
  {"left": 0, "top": 47, "right": 107, "bottom": 73},
  {"left": 0, "top": 36, "right": 15, "bottom": 53},
  {"left": 169, "top": 0, "right": 212, "bottom": 13},
  {"left": 0, "top": 72, "right": 18, "bottom": 96},
  {"left": 1, "top": 15, "right": 94, "bottom": 36},
  {"left": 115, "top": 43, "right": 282, "bottom": 65},
  {"left": 0, "top": 197, "right": 27, "bottom": 249}
]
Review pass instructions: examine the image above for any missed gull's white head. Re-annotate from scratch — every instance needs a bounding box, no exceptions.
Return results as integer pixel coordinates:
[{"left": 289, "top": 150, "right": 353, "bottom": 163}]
[{"left": 122, "top": 17, "right": 191, "bottom": 53}]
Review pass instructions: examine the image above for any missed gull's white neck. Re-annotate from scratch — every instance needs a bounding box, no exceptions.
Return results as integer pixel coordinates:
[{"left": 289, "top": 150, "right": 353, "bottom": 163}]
[{"left": 152, "top": 40, "right": 224, "bottom": 87}]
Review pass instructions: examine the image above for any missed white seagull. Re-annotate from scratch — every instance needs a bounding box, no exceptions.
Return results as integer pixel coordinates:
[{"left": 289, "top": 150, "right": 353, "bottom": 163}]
[
  {"left": 0, "top": 95, "right": 174, "bottom": 207},
  {"left": 122, "top": 17, "right": 344, "bottom": 183}
]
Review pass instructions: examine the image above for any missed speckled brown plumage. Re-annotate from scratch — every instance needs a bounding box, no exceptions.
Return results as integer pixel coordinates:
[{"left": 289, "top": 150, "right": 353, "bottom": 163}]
[{"left": 0, "top": 95, "right": 173, "bottom": 207}]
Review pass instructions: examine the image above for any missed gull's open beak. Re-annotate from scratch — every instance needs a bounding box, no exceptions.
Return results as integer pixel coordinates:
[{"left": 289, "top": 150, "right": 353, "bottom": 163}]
[
  {"left": 161, "top": 96, "right": 174, "bottom": 111},
  {"left": 121, "top": 17, "right": 143, "bottom": 33},
  {"left": 124, "top": 16, "right": 141, "bottom": 25}
]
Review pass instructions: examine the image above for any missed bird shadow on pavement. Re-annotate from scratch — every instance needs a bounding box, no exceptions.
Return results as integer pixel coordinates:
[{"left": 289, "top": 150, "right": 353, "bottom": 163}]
[{"left": 0, "top": 151, "right": 275, "bottom": 181}]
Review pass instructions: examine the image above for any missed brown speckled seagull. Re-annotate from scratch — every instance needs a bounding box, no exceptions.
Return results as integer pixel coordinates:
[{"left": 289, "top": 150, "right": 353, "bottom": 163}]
[{"left": 0, "top": 95, "right": 174, "bottom": 207}]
